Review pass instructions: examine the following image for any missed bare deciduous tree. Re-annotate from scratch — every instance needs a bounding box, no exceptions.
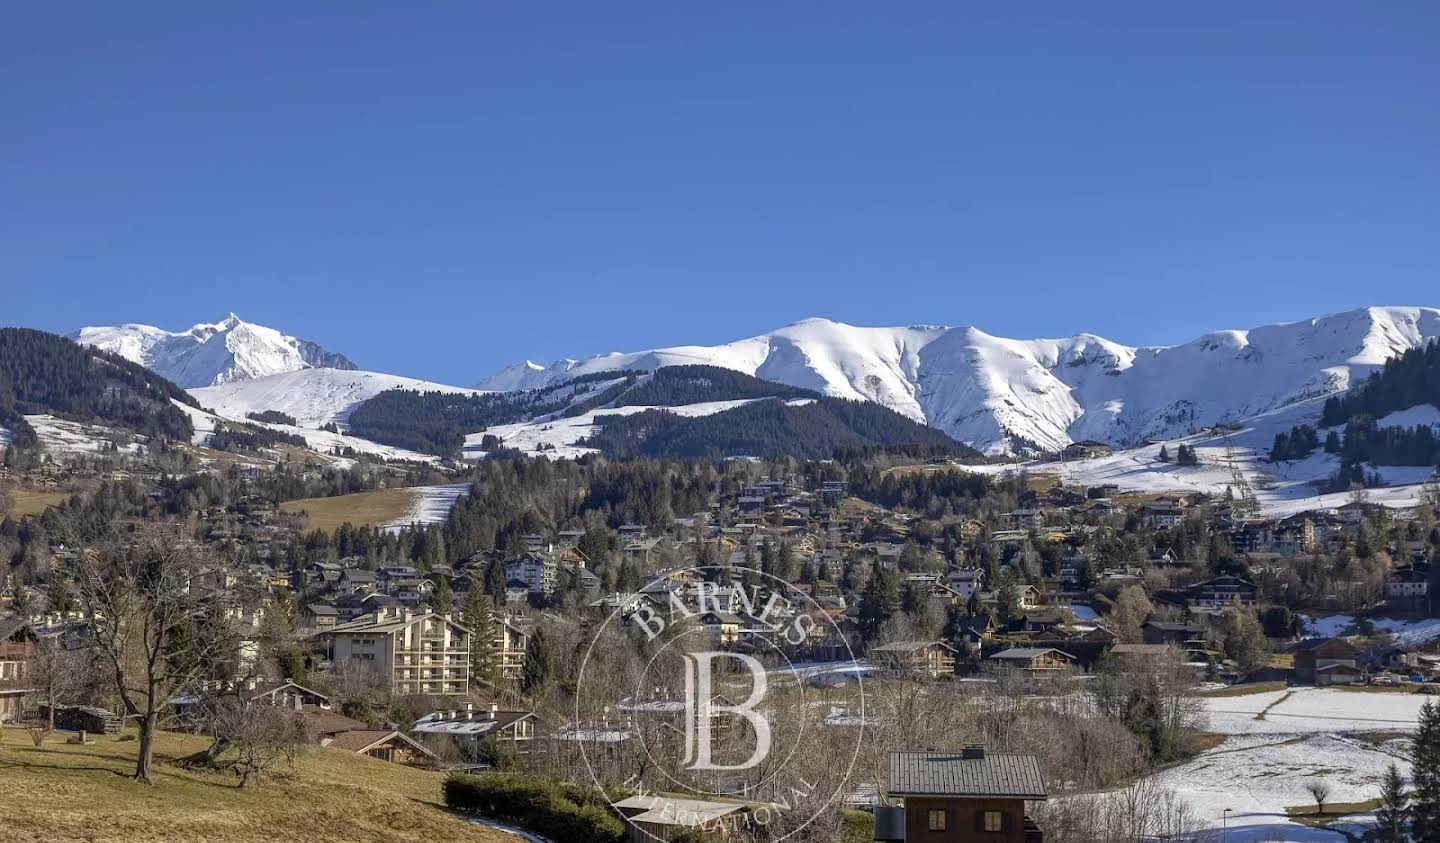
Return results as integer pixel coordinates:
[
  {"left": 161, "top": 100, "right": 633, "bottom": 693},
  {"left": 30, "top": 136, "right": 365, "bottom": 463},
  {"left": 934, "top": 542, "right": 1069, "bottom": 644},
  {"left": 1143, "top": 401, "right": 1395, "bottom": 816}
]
[
  {"left": 1306, "top": 778, "right": 1333, "bottom": 815},
  {"left": 76, "top": 527, "right": 237, "bottom": 783}
]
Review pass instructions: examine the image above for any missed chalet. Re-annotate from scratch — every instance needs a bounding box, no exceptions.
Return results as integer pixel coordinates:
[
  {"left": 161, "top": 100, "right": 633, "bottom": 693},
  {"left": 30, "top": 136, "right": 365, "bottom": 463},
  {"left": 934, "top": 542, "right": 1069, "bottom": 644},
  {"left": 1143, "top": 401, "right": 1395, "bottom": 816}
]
[
  {"left": 1020, "top": 610, "right": 1067, "bottom": 634},
  {"left": 0, "top": 618, "right": 35, "bottom": 723},
  {"left": 880, "top": 748, "right": 1047, "bottom": 842},
  {"left": 300, "top": 703, "right": 434, "bottom": 760},
  {"left": 1062, "top": 440, "right": 1112, "bottom": 460},
  {"left": 988, "top": 647, "right": 1075, "bottom": 674},
  {"left": 1184, "top": 576, "right": 1257, "bottom": 610},
  {"left": 612, "top": 795, "right": 752, "bottom": 843},
  {"left": 338, "top": 568, "right": 377, "bottom": 595},
  {"left": 871, "top": 641, "right": 958, "bottom": 678},
  {"left": 952, "top": 615, "right": 997, "bottom": 652},
  {"left": 321, "top": 726, "right": 438, "bottom": 764},
  {"left": 697, "top": 611, "right": 746, "bottom": 646},
  {"left": 1293, "top": 637, "right": 1361, "bottom": 685},
  {"left": 1141, "top": 501, "right": 1184, "bottom": 528},
  {"left": 412, "top": 702, "right": 536, "bottom": 759},
  {"left": 942, "top": 568, "right": 985, "bottom": 601},
  {"left": 1387, "top": 563, "right": 1430, "bottom": 604},
  {"left": 1142, "top": 621, "right": 1208, "bottom": 657},
  {"left": 1007, "top": 509, "right": 1042, "bottom": 530}
]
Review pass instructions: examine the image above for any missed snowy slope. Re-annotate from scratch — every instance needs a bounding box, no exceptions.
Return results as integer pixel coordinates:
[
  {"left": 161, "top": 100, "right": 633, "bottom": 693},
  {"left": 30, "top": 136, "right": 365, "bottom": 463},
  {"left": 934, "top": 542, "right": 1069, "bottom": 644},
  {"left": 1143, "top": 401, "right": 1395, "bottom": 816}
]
[
  {"left": 170, "top": 398, "right": 441, "bottom": 463},
  {"left": 71, "top": 313, "right": 357, "bottom": 388},
  {"left": 478, "top": 306, "right": 1440, "bottom": 455},
  {"left": 462, "top": 398, "right": 800, "bottom": 460},
  {"left": 188, "top": 368, "right": 482, "bottom": 430}
]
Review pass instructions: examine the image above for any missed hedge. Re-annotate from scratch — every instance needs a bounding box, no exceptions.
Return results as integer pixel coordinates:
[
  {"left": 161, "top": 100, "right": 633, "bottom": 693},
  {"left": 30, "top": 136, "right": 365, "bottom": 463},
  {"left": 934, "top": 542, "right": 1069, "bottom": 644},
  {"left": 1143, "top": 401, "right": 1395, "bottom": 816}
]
[{"left": 443, "top": 772, "right": 625, "bottom": 843}]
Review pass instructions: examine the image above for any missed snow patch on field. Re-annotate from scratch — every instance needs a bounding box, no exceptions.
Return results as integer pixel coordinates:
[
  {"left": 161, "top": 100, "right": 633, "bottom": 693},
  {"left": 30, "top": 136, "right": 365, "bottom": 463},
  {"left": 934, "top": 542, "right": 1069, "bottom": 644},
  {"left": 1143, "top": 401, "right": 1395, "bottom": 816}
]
[
  {"left": 0, "top": 425, "right": 10, "bottom": 446},
  {"left": 381, "top": 483, "right": 471, "bottom": 532},
  {"left": 1205, "top": 687, "right": 1429, "bottom": 736},
  {"left": 1155, "top": 732, "right": 1405, "bottom": 841},
  {"left": 1136, "top": 688, "right": 1427, "bottom": 839}
]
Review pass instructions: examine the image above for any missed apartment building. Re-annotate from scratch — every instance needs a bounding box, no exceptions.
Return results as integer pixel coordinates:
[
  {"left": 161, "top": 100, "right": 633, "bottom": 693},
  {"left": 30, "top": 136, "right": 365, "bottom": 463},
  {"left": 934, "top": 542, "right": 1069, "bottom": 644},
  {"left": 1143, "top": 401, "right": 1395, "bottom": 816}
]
[{"left": 322, "top": 608, "right": 471, "bottom": 696}]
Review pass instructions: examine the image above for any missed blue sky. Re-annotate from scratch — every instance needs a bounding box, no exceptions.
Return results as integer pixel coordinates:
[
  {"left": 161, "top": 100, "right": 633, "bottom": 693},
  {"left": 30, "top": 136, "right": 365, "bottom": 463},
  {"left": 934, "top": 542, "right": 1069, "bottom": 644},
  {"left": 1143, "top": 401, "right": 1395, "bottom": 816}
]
[{"left": 3, "top": 3, "right": 1437, "bottom": 384}]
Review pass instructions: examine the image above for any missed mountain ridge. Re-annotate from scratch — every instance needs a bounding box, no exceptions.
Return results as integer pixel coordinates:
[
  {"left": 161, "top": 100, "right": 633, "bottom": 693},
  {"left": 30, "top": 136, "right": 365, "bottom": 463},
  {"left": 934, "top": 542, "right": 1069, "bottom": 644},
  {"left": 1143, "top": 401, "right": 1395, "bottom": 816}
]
[
  {"left": 476, "top": 306, "right": 1440, "bottom": 455},
  {"left": 70, "top": 313, "right": 358, "bottom": 388}
]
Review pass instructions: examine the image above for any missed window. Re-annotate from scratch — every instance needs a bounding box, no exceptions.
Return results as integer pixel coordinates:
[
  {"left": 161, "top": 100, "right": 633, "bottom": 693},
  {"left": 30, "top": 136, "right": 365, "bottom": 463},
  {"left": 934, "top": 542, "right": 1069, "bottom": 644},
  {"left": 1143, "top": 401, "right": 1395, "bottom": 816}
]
[
  {"left": 984, "top": 811, "right": 1003, "bottom": 832},
  {"left": 927, "top": 809, "right": 946, "bottom": 831}
]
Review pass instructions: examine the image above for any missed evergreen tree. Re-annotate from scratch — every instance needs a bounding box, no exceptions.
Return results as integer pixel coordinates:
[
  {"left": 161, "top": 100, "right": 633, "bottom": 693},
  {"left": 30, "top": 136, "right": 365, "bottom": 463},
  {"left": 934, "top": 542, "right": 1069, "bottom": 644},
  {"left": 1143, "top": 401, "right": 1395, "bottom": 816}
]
[
  {"left": 463, "top": 587, "right": 498, "bottom": 687},
  {"left": 484, "top": 559, "right": 507, "bottom": 606},
  {"left": 1412, "top": 700, "right": 1440, "bottom": 840},
  {"left": 1375, "top": 762, "right": 1409, "bottom": 842},
  {"left": 900, "top": 581, "right": 932, "bottom": 630},
  {"left": 520, "top": 627, "right": 554, "bottom": 697},
  {"left": 857, "top": 566, "right": 900, "bottom": 643},
  {"left": 430, "top": 577, "right": 453, "bottom": 616},
  {"left": 1157, "top": 445, "right": 1171, "bottom": 463}
]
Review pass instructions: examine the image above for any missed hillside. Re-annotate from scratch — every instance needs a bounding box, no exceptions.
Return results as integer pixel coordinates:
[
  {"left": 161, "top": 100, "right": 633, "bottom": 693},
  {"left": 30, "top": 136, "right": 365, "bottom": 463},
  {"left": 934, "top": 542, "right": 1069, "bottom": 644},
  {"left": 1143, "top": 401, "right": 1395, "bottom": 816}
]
[
  {"left": 0, "top": 728, "right": 508, "bottom": 843},
  {"left": 577, "top": 397, "right": 974, "bottom": 460},
  {"left": 0, "top": 328, "right": 198, "bottom": 447},
  {"left": 477, "top": 306, "right": 1440, "bottom": 455},
  {"left": 189, "top": 368, "right": 483, "bottom": 430},
  {"left": 71, "top": 313, "right": 358, "bottom": 388}
]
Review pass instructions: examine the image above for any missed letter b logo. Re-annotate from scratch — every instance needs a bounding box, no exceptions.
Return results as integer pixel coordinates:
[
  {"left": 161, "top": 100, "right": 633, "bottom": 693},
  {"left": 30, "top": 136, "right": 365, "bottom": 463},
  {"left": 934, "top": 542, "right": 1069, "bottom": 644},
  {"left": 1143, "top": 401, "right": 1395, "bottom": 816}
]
[{"left": 682, "top": 652, "right": 771, "bottom": 771}]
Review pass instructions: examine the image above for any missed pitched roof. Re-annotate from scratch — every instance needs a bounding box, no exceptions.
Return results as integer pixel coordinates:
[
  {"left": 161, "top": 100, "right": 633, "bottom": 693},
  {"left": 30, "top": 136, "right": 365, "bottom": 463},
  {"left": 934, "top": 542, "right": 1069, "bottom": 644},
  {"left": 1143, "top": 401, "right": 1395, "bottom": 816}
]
[
  {"left": 990, "top": 647, "right": 1075, "bottom": 661},
  {"left": 322, "top": 729, "right": 437, "bottom": 759},
  {"left": 887, "top": 751, "right": 1048, "bottom": 799}
]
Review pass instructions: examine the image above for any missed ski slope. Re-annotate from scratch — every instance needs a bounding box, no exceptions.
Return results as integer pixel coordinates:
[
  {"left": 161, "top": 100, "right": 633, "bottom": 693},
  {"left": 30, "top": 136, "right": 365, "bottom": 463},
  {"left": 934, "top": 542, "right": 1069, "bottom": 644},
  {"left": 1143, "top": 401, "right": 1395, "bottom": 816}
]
[{"left": 189, "top": 368, "right": 482, "bottom": 430}]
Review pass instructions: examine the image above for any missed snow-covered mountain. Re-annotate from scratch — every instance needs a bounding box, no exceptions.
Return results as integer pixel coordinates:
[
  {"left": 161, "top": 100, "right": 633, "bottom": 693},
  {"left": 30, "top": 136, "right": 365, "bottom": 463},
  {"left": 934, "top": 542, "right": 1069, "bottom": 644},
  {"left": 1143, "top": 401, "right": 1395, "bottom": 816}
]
[
  {"left": 477, "top": 306, "right": 1440, "bottom": 455},
  {"left": 70, "top": 314, "right": 357, "bottom": 388},
  {"left": 189, "top": 368, "right": 482, "bottom": 430}
]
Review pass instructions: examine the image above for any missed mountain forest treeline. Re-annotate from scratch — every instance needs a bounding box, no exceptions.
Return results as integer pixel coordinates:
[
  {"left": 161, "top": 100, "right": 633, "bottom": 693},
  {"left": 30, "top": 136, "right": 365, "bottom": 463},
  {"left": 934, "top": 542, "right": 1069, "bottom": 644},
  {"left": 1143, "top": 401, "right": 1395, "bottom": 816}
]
[{"left": 0, "top": 328, "right": 198, "bottom": 446}]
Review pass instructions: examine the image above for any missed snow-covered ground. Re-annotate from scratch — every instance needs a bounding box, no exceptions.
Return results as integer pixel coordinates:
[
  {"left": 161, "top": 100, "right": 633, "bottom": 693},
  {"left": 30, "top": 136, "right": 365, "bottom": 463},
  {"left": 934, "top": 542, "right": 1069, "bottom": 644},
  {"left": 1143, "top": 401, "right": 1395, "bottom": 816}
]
[
  {"left": 1302, "top": 614, "right": 1440, "bottom": 648},
  {"left": 23, "top": 414, "right": 146, "bottom": 457},
  {"left": 965, "top": 395, "right": 1436, "bottom": 516},
  {"left": 190, "top": 367, "right": 482, "bottom": 430},
  {"left": 1205, "top": 687, "right": 1429, "bottom": 736},
  {"left": 0, "top": 425, "right": 10, "bottom": 446},
  {"left": 1157, "top": 732, "right": 1404, "bottom": 841},
  {"left": 172, "top": 399, "right": 440, "bottom": 464},
  {"left": 381, "top": 483, "right": 471, "bottom": 533},
  {"left": 1148, "top": 688, "right": 1425, "bottom": 840},
  {"left": 463, "top": 398, "right": 810, "bottom": 460}
]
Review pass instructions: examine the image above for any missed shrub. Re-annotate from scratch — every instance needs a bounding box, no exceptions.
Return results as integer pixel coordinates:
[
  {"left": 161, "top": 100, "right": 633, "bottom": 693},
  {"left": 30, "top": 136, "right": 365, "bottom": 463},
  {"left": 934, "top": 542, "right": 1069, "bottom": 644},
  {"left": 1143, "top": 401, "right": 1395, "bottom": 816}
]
[{"left": 443, "top": 773, "right": 624, "bottom": 843}]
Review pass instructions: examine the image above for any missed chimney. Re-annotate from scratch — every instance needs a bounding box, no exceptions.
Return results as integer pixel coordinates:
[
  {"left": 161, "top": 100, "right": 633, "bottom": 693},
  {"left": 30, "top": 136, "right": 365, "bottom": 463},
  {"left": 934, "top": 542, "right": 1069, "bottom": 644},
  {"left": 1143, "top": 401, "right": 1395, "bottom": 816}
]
[
  {"left": 489, "top": 702, "right": 499, "bottom": 719},
  {"left": 961, "top": 745, "right": 985, "bottom": 760},
  {"left": 465, "top": 701, "right": 473, "bottom": 715}
]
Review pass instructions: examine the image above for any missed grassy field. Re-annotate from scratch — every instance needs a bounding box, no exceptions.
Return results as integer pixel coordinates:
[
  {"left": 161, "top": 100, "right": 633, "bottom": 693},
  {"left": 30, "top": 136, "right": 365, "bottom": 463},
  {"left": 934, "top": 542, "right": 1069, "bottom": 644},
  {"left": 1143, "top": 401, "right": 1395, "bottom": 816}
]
[
  {"left": 0, "top": 727, "right": 509, "bottom": 843},
  {"left": 1199, "top": 681, "right": 1288, "bottom": 698},
  {"left": 1284, "top": 798, "right": 1380, "bottom": 828},
  {"left": 280, "top": 487, "right": 417, "bottom": 531},
  {"left": 4, "top": 489, "right": 74, "bottom": 517}
]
